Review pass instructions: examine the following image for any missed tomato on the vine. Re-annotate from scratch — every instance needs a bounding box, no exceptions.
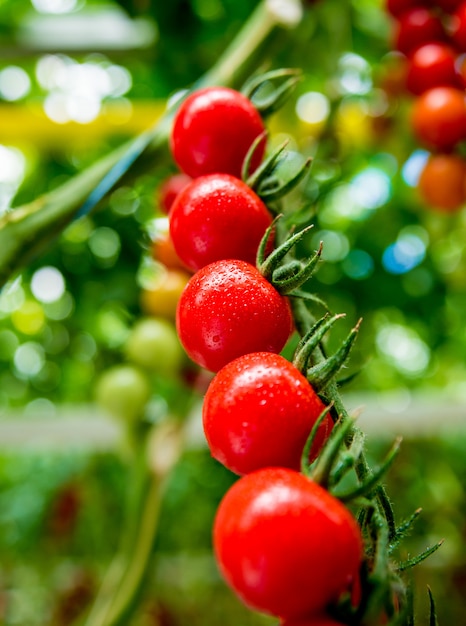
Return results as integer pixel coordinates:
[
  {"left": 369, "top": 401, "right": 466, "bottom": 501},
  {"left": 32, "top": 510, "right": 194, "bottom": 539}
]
[
  {"left": 140, "top": 268, "right": 191, "bottom": 319},
  {"left": 170, "top": 86, "right": 266, "bottom": 178},
  {"left": 202, "top": 352, "right": 332, "bottom": 475},
  {"left": 213, "top": 467, "right": 363, "bottom": 619},
  {"left": 393, "top": 8, "right": 446, "bottom": 56},
  {"left": 406, "top": 43, "right": 460, "bottom": 95},
  {"left": 436, "top": 0, "right": 463, "bottom": 12},
  {"left": 95, "top": 364, "right": 151, "bottom": 423},
  {"left": 451, "top": 1, "right": 466, "bottom": 51},
  {"left": 411, "top": 86, "right": 466, "bottom": 149},
  {"left": 418, "top": 153, "right": 466, "bottom": 211},
  {"left": 176, "top": 259, "right": 293, "bottom": 373},
  {"left": 385, "top": 0, "right": 425, "bottom": 18},
  {"left": 169, "top": 174, "right": 272, "bottom": 272},
  {"left": 125, "top": 317, "right": 185, "bottom": 377},
  {"left": 157, "top": 172, "right": 192, "bottom": 214}
]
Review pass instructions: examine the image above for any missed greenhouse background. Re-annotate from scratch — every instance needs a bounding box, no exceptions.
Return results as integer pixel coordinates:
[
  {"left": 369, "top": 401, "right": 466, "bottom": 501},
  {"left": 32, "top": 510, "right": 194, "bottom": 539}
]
[{"left": 0, "top": 0, "right": 465, "bottom": 624}]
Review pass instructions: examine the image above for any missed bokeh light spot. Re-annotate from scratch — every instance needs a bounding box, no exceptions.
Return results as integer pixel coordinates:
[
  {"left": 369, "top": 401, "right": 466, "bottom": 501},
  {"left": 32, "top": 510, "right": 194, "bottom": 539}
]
[
  {"left": 296, "top": 91, "right": 330, "bottom": 125},
  {"left": 402, "top": 150, "right": 429, "bottom": 187},
  {"left": 31, "top": 266, "right": 66, "bottom": 303},
  {"left": 11, "top": 301, "right": 45, "bottom": 335},
  {"left": 342, "top": 249, "right": 374, "bottom": 280},
  {"left": 0, "top": 66, "right": 31, "bottom": 101},
  {"left": 14, "top": 342, "right": 45, "bottom": 378}
]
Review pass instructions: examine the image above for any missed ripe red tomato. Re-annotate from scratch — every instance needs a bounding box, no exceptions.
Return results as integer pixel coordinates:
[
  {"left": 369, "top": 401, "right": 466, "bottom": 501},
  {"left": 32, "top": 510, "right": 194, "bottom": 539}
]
[
  {"left": 170, "top": 86, "right": 266, "bottom": 178},
  {"left": 385, "top": 0, "right": 427, "bottom": 18},
  {"left": 418, "top": 153, "right": 466, "bottom": 211},
  {"left": 411, "top": 86, "right": 466, "bottom": 149},
  {"left": 451, "top": 2, "right": 466, "bottom": 50},
  {"left": 158, "top": 173, "right": 192, "bottom": 214},
  {"left": 393, "top": 8, "right": 445, "bottom": 56},
  {"left": 176, "top": 260, "right": 293, "bottom": 373},
  {"left": 406, "top": 43, "right": 460, "bottom": 94},
  {"left": 169, "top": 174, "right": 272, "bottom": 272},
  {"left": 213, "top": 467, "right": 363, "bottom": 619},
  {"left": 202, "top": 352, "right": 332, "bottom": 475},
  {"left": 436, "top": 0, "right": 463, "bottom": 11}
]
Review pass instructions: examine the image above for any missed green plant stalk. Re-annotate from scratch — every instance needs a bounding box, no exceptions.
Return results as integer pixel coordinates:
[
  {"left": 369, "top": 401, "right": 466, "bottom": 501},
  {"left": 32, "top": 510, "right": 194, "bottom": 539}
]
[
  {"left": 0, "top": 0, "right": 304, "bottom": 290},
  {"left": 82, "top": 420, "right": 185, "bottom": 626},
  {"left": 290, "top": 298, "right": 397, "bottom": 536}
]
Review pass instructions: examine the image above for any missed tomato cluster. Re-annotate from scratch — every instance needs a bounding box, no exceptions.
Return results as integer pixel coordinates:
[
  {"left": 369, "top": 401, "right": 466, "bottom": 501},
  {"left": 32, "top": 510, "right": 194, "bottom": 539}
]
[
  {"left": 386, "top": 0, "right": 466, "bottom": 211},
  {"left": 160, "top": 85, "right": 365, "bottom": 623}
]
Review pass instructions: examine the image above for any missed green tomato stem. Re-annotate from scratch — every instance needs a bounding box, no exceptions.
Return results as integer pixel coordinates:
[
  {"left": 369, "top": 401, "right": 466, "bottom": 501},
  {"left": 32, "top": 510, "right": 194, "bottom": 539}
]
[{"left": 82, "top": 420, "right": 184, "bottom": 626}]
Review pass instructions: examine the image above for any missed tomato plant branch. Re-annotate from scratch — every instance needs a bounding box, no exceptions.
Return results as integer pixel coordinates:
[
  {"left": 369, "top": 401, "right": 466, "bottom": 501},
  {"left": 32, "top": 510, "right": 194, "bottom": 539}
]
[
  {"left": 82, "top": 420, "right": 185, "bottom": 626},
  {"left": 289, "top": 297, "right": 398, "bottom": 539}
]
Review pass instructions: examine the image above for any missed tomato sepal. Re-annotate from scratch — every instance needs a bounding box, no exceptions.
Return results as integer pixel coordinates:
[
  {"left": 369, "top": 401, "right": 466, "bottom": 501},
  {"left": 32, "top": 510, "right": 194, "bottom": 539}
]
[
  {"left": 258, "top": 220, "right": 322, "bottom": 293},
  {"left": 242, "top": 67, "right": 302, "bottom": 118},
  {"left": 245, "top": 138, "right": 313, "bottom": 203},
  {"left": 334, "top": 436, "right": 402, "bottom": 503},
  {"left": 306, "top": 318, "right": 362, "bottom": 392},
  {"left": 293, "top": 312, "right": 346, "bottom": 373},
  {"left": 307, "top": 414, "right": 355, "bottom": 488}
]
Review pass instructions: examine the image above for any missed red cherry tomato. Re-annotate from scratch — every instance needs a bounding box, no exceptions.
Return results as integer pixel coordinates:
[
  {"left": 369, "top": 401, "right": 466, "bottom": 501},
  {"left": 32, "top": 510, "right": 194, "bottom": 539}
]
[
  {"left": 406, "top": 43, "right": 460, "bottom": 94},
  {"left": 385, "top": 0, "right": 428, "bottom": 18},
  {"left": 418, "top": 153, "right": 466, "bottom": 211},
  {"left": 451, "top": 2, "right": 466, "bottom": 51},
  {"left": 202, "top": 352, "right": 332, "bottom": 475},
  {"left": 176, "top": 260, "right": 293, "bottom": 373},
  {"left": 411, "top": 86, "right": 466, "bottom": 149},
  {"left": 213, "top": 467, "right": 363, "bottom": 619},
  {"left": 394, "top": 8, "right": 445, "bottom": 56},
  {"left": 158, "top": 173, "right": 192, "bottom": 214},
  {"left": 169, "top": 174, "right": 272, "bottom": 272},
  {"left": 170, "top": 86, "right": 266, "bottom": 178},
  {"left": 436, "top": 0, "right": 463, "bottom": 12}
]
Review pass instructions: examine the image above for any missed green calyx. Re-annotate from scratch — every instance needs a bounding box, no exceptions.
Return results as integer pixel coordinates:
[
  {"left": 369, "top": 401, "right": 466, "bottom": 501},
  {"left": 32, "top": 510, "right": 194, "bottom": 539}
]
[
  {"left": 242, "top": 67, "right": 302, "bottom": 118},
  {"left": 307, "top": 318, "right": 362, "bottom": 393},
  {"left": 257, "top": 217, "right": 322, "bottom": 294},
  {"left": 292, "top": 312, "right": 346, "bottom": 373},
  {"left": 245, "top": 138, "right": 312, "bottom": 203}
]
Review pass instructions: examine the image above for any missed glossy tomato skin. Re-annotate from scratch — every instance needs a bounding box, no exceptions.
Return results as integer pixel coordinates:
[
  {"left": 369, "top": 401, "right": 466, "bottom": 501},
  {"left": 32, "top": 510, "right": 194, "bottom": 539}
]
[
  {"left": 406, "top": 43, "right": 460, "bottom": 94},
  {"left": 158, "top": 173, "right": 192, "bottom": 214},
  {"left": 418, "top": 153, "right": 466, "bottom": 211},
  {"left": 202, "top": 352, "right": 332, "bottom": 475},
  {"left": 213, "top": 467, "right": 363, "bottom": 619},
  {"left": 176, "top": 260, "right": 293, "bottom": 373},
  {"left": 170, "top": 87, "right": 266, "bottom": 179},
  {"left": 411, "top": 86, "right": 466, "bottom": 149},
  {"left": 394, "top": 8, "right": 445, "bottom": 56},
  {"left": 169, "top": 174, "right": 272, "bottom": 272}
]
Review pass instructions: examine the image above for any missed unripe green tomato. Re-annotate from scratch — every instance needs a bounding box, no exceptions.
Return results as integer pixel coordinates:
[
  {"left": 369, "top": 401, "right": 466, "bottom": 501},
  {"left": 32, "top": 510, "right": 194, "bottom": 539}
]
[
  {"left": 125, "top": 317, "right": 184, "bottom": 377},
  {"left": 95, "top": 364, "right": 151, "bottom": 423}
]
